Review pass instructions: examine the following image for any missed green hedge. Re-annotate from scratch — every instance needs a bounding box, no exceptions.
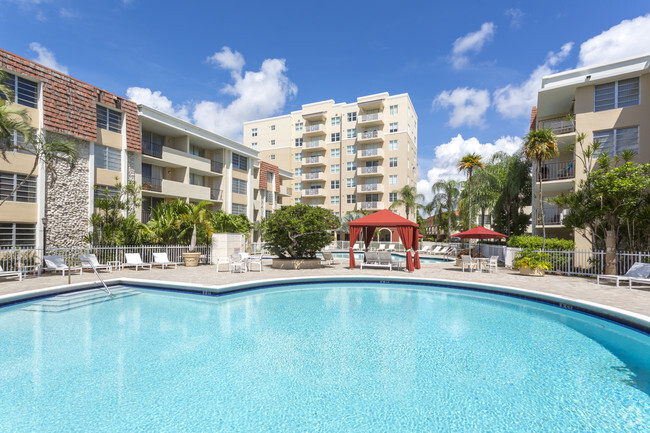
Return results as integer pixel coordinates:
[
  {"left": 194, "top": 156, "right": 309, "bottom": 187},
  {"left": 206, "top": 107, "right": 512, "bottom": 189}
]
[{"left": 507, "top": 235, "right": 575, "bottom": 251}]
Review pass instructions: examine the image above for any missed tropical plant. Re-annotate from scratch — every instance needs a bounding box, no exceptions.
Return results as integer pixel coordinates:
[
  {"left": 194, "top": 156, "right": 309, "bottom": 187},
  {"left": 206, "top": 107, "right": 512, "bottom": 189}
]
[
  {"left": 210, "top": 210, "right": 253, "bottom": 234},
  {"left": 339, "top": 211, "right": 365, "bottom": 235},
  {"left": 430, "top": 179, "right": 460, "bottom": 240},
  {"left": 88, "top": 181, "right": 146, "bottom": 245},
  {"left": 175, "top": 201, "right": 214, "bottom": 252},
  {"left": 507, "top": 235, "right": 574, "bottom": 251},
  {"left": 488, "top": 153, "right": 531, "bottom": 236},
  {"left": 389, "top": 185, "right": 424, "bottom": 220},
  {"left": 513, "top": 249, "right": 552, "bottom": 271},
  {"left": 0, "top": 72, "right": 32, "bottom": 146},
  {"left": 522, "top": 128, "right": 558, "bottom": 248},
  {"left": 145, "top": 199, "right": 188, "bottom": 245},
  {"left": 456, "top": 153, "right": 485, "bottom": 229},
  {"left": 261, "top": 203, "right": 339, "bottom": 258}
]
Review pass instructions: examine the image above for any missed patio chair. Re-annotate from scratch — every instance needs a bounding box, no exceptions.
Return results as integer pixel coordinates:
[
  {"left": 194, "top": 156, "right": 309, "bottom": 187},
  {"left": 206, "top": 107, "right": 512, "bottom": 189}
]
[
  {"left": 122, "top": 253, "right": 152, "bottom": 271},
  {"left": 352, "top": 244, "right": 361, "bottom": 251},
  {"left": 321, "top": 250, "right": 342, "bottom": 266},
  {"left": 487, "top": 256, "right": 498, "bottom": 273},
  {"left": 387, "top": 244, "right": 396, "bottom": 252},
  {"left": 229, "top": 253, "right": 246, "bottom": 273},
  {"left": 597, "top": 262, "right": 650, "bottom": 288},
  {"left": 419, "top": 245, "right": 430, "bottom": 254},
  {"left": 629, "top": 277, "right": 650, "bottom": 289},
  {"left": 248, "top": 254, "right": 264, "bottom": 272},
  {"left": 215, "top": 256, "right": 230, "bottom": 272},
  {"left": 460, "top": 255, "right": 478, "bottom": 272},
  {"left": 0, "top": 264, "right": 22, "bottom": 281},
  {"left": 378, "top": 251, "right": 403, "bottom": 271},
  {"left": 360, "top": 251, "right": 387, "bottom": 270},
  {"left": 43, "top": 255, "right": 80, "bottom": 276},
  {"left": 377, "top": 244, "right": 386, "bottom": 251},
  {"left": 153, "top": 252, "right": 179, "bottom": 269},
  {"left": 78, "top": 254, "right": 113, "bottom": 273},
  {"left": 430, "top": 246, "right": 443, "bottom": 255}
]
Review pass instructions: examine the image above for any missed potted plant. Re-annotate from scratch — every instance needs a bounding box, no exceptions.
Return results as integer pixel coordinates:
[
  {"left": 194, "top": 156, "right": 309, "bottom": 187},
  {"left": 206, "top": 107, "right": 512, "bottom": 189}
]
[
  {"left": 176, "top": 201, "right": 214, "bottom": 267},
  {"left": 513, "top": 249, "right": 552, "bottom": 276}
]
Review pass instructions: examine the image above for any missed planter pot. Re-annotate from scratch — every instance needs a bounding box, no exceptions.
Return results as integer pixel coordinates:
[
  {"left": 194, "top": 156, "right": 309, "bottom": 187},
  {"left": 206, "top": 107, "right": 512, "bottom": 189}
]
[
  {"left": 519, "top": 267, "right": 545, "bottom": 277},
  {"left": 271, "top": 258, "right": 322, "bottom": 270},
  {"left": 182, "top": 251, "right": 201, "bottom": 267},
  {"left": 455, "top": 258, "right": 462, "bottom": 267}
]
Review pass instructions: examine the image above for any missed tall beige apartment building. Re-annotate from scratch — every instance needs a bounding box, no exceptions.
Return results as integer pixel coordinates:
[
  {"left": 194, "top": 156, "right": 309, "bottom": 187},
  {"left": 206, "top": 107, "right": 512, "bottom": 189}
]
[
  {"left": 243, "top": 92, "right": 418, "bottom": 226},
  {"left": 533, "top": 54, "right": 650, "bottom": 249}
]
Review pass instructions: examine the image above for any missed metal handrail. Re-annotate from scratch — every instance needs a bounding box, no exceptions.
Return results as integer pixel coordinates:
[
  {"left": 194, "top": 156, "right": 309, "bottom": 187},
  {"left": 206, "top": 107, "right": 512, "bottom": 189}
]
[{"left": 82, "top": 259, "right": 112, "bottom": 296}]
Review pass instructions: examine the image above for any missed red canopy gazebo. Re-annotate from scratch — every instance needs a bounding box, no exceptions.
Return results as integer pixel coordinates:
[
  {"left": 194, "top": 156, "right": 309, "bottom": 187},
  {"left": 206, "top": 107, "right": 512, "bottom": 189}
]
[
  {"left": 451, "top": 226, "right": 508, "bottom": 256},
  {"left": 348, "top": 210, "right": 420, "bottom": 272}
]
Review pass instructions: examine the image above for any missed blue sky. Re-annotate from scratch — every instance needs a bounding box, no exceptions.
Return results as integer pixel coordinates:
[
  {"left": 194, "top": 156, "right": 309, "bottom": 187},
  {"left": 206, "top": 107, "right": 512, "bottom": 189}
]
[{"left": 2, "top": 0, "right": 650, "bottom": 201}]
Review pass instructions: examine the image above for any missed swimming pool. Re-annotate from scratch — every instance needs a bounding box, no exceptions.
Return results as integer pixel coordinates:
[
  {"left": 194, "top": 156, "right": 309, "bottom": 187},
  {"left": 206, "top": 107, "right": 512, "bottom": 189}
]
[
  {"left": 321, "top": 251, "right": 454, "bottom": 263},
  {"left": 1, "top": 279, "right": 649, "bottom": 432}
]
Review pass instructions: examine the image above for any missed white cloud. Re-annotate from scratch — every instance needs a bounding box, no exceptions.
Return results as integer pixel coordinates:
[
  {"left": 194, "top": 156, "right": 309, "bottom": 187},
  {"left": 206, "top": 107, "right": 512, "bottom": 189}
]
[
  {"left": 493, "top": 42, "right": 573, "bottom": 118},
  {"left": 126, "top": 87, "right": 190, "bottom": 122},
  {"left": 505, "top": 8, "right": 524, "bottom": 29},
  {"left": 417, "top": 134, "right": 521, "bottom": 203},
  {"left": 207, "top": 46, "right": 245, "bottom": 75},
  {"left": 451, "top": 22, "right": 496, "bottom": 69},
  {"left": 29, "top": 42, "right": 68, "bottom": 75},
  {"left": 578, "top": 14, "right": 650, "bottom": 67},
  {"left": 433, "top": 87, "right": 490, "bottom": 128}
]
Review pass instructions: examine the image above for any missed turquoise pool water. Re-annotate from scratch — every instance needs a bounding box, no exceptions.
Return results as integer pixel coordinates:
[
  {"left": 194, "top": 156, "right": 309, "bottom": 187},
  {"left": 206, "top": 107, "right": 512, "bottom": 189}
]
[
  {"left": 322, "top": 251, "right": 453, "bottom": 263},
  {"left": 1, "top": 281, "right": 649, "bottom": 432}
]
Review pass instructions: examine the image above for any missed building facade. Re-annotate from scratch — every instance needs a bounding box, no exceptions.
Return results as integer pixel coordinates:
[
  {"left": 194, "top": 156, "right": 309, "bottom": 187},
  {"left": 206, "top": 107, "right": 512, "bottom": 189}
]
[
  {"left": 243, "top": 92, "right": 418, "bottom": 228},
  {"left": 533, "top": 55, "right": 650, "bottom": 249}
]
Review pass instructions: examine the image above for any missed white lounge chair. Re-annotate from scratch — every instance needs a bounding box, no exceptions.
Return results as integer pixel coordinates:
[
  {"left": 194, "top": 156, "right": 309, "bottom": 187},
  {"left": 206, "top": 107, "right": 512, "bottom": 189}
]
[
  {"left": 0, "top": 264, "right": 21, "bottom": 281},
  {"left": 360, "top": 251, "right": 386, "bottom": 269},
  {"left": 597, "top": 262, "right": 650, "bottom": 288},
  {"left": 352, "top": 244, "right": 361, "bottom": 251},
  {"left": 215, "top": 256, "right": 230, "bottom": 272},
  {"left": 122, "top": 253, "right": 152, "bottom": 271},
  {"left": 153, "top": 252, "right": 179, "bottom": 269},
  {"left": 486, "top": 256, "right": 499, "bottom": 273},
  {"left": 378, "top": 251, "right": 403, "bottom": 271},
  {"left": 419, "top": 245, "right": 430, "bottom": 254},
  {"left": 79, "top": 254, "right": 113, "bottom": 273},
  {"left": 461, "top": 255, "right": 478, "bottom": 272},
  {"left": 387, "top": 244, "right": 396, "bottom": 252},
  {"left": 43, "top": 255, "right": 80, "bottom": 276},
  {"left": 321, "top": 250, "right": 342, "bottom": 266},
  {"left": 430, "top": 246, "right": 443, "bottom": 255},
  {"left": 248, "top": 254, "right": 264, "bottom": 272},
  {"left": 377, "top": 244, "right": 386, "bottom": 251},
  {"left": 229, "top": 253, "right": 246, "bottom": 273},
  {"left": 629, "top": 277, "right": 650, "bottom": 289}
]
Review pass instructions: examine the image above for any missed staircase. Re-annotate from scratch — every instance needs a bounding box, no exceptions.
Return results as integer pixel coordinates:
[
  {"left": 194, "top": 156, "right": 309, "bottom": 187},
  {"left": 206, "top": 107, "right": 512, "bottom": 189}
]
[{"left": 22, "top": 287, "right": 139, "bottom": 313}]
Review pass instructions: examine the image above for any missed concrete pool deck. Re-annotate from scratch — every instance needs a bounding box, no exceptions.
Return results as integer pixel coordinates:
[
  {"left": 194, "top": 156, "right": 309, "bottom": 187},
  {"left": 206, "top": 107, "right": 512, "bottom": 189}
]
[{"left": 2, "top": 259, "right": 650, "bottom": 318}]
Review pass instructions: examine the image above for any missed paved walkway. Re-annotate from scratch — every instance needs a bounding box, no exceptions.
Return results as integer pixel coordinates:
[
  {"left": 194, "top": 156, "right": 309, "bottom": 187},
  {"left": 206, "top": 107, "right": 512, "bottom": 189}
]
[{"left": 2, "top": 260, "right": 650, "bottom": 317}]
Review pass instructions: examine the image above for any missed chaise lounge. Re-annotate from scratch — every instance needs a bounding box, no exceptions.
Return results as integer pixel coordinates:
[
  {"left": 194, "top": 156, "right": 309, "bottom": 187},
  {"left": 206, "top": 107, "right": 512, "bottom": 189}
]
[{"left": 597, "top": 262, "right": 650, "bottom": 288}]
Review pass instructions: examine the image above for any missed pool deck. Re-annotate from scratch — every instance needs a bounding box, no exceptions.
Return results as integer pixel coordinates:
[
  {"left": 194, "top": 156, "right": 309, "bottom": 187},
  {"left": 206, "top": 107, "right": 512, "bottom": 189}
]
[{"left": 1, "top": 259, "right": 650, "bottom": 318}]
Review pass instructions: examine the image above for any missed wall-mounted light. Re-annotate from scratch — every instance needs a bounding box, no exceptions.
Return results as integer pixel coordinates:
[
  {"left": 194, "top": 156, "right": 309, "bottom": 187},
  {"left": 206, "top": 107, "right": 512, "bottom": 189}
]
[{"left": 585, "top": 75, "right": 591, "bottom": 81}]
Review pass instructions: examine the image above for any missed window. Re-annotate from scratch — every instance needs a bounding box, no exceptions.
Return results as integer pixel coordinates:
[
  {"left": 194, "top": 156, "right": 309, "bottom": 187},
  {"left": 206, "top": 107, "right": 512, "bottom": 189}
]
[
  {"left": 252, "top": 142, "right": 258, "bottom": 150},
  {"left": 189, "top": 173, "right": 205, "bottom": 186},
  {"left": 294, "top": 167, "right": 302, "bottom": 177},
  {"left": 189, "top": 144, "right": 205, "bottom": 158},
  {"left": 141, "top": 130, "right": 164, "bottom": 158},
  {"left": 331, "top": 164, "right": 340, "bottom": 174},
  {"left": 95, "top": 144, "right": 121, "bottom": 171},
  {"left": 294, "top": 198, "right": 302, "bottom": 204},
  {"left": 232, "top": 178, "right": 247, "bottom": 195},
  {"left": 270, "top": 154, "right": 275, "bottom": 160},
  {"left": 271, "top": 125, "right": 275, "bottom": 131},
  {"left": 97, "top": 105, "right": 122, "bottom": 133},
  {"left": 595, "top": 78, "right": 639, "bottom": 111},
  {"left": 331, "top": 148, "right": 340, "bottom": 158},
  {"left": 346, "top": 161, "right": 356, "bottom": 171},
  {"left": 294, "top": 152, "right": 302, "bottom": 162},
  {"left": 270, "top": 139, "right": 275, "bottom": 146},
  {"left": 232, "top": 203, "right": 247, "bottom": 215},
  {"left": 251, "top": 128, "right": 258, "bottom": 137},
  {"left": 94, "top": 185, "right": 120, "bottom": 205},
  {"left": 331, "top": 132, "right": 340, "bottom": 142},
  {"left": 389, "top": 175, "right": 398, "bottom": 185},
  {"left": 294, "top": 182, "right": 302, "bottom": 192},
  {"left": 347, "top": 112, "right": 357, "bottom": 122},
  {"left": 330, "top": 196, "right": 340, "bottom": 205},
  {"left": 331, "top": 116, "right": 340, "bottom": 126},
  {"left": 346, "top": 128, "right": 357, "bottom": 139},
  {"left": 390, "top": 105, "right": 398, "bottom": 115},
  {"left": 366, "top": 193, "right": 379, "bottom": 202},
  {"left": 331, "top": 180, "right": 340, "bottom": 189},
  {"left": 232, "top": 153, "right": 248, "bottom": 170},
  {"left": 593, "top": 127, "right": 639, "bottom": 156},
  {"left": 389, "top": 157, "right": 398, "bottom": 167},
  {"left": 389, "top": 122, "right": 398, "bottom": 133},
  {"left": 347, "top": 144, "right": 356, "bottom": 155},
  {"left": 1, "top": 73, "right": 38, "bottom": 108},
  {"left": 389, "top": 192, "right": 398, "bottom": 202},
  {"left": 0, "top": 171, "right": 37, "bottom": 202},
  {"left": 346, "top": 178, "right": 356, "bottom": 188},
  {"left": 346, "top": 194, "right": 356, "bottom": 204},
  {"left": 295, "top": 122, "right": 303, "bottom": 132},
  {"left": 295, "top": 138, "right": 303, "bottom": 147},
  {"left": 0, "top": 223, "right": 36, "bottom": 247},
  {"left": 389, "top": 139, "right": 398, "bottom": 151}
]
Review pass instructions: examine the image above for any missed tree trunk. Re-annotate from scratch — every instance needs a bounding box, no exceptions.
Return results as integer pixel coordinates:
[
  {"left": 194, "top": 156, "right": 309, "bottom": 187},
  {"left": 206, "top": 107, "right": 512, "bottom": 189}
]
[
  {"left": 605, "top": 216, "right": 617, "bottom": 275},
  {"left": 468, "top": 175, "right": 472, "bottom": 229},
  {"left": 538, "top": 161, "right": 546, "bottom": 249},
  {"left": 190, "top": 224, "right": 197, "bottom": 252}
]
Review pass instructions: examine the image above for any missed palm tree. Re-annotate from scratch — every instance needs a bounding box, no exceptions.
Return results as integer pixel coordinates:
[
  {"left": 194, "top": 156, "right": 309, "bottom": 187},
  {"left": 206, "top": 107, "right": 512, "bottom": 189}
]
[
  {"left": 175, "top": 201, "right": 214, "bottom": 251},
  {"left": 522, "top": 128, "right": 558, "bottom": 248},
  {"left": 456, "top": 153, "right": 485, "bottom": 228},
  {"left": 389, "top": 185, "right": 424, "bottom": 221},
  {"left": 431, "top": 179, "right": 460, "bottom": 240}
]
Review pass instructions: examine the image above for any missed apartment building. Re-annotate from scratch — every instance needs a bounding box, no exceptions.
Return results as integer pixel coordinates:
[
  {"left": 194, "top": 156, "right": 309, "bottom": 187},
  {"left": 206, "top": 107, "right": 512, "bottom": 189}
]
[
  {"left": 243, "top": 92, "right": 418, "bottom": 230},
  {"left": 533, "top": 54, "right": 650, "bottom": 249},
  {"left": 0, "top": 48, "right": 289, "bottom": 249}
]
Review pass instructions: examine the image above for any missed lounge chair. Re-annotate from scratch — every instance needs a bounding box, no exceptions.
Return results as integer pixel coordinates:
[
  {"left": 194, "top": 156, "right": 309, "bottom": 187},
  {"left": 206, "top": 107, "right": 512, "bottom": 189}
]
[
  {"left": 153, "top": 252, "right": 179, "bottom": 269},
  {"left": 78, "top": 254, "right": 113, "bottom": 273},
  {"left": 215, "top": 256, "right": 230, "bottom": 272},
  {"left": 229, "top": 253, "right": 246, "bottom": 273},
  {"left": 248, "top": 254, "right": 264, "bottom": 272},
  {"left": 419, "top": 245, "right": 430, "bottom": 254},
  {"left": 122, "top": 253, "right": 152, "bottom": 271},
  {"left": 387, "top": 244, "right": 396, "bottom": 252},
  {"left": 43, "top": 255, "right": 80, "bottom": 276},
  {"left": 378, "top": 251, "right": 403, "bottom": 271},
  {"left": 321, "top": 250, "right": 342, "bottom": 266},
  {"left": 430, "top": 246, "right": 443, "bottom": 255},
  {"left": 460, "top": 255, "right": 478, "bottom": 272},
  {"left": 629, "top": 277, "right": 650, "bottom": 289},
  {"left": 0, "top": 264, "right": 22, "bottom": 281},
  {"left": 597, "top": 262, "right": 650, "bottom": 288},
  {"left": 486, "top": 256, "right": 498, "bottom": 273},
  {"left": 352, "top": 244, "right": 360, "bottom": 251},
  {"left": 377, "top": 244, "right": 386, "bottom": 251},
  {"left": 360, "top": 251, "right": 386, "bottom": 269}
]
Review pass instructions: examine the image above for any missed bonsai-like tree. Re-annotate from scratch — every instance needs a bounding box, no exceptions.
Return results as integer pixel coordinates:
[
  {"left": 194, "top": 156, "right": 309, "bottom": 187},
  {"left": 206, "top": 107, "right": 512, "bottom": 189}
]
[
  {"left": 456, "top": 153, "right": 485, "bottom": 229},
  {"left": 261, "top": 203, "right": 339, "bottom": 259}
]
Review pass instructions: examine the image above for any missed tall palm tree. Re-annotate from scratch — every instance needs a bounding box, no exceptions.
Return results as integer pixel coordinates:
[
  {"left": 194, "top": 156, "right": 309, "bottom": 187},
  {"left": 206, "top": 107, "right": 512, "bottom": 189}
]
[
  {"left": 175, "top": 201, "right": 214, "bottom": 251},
  {"left": 522, "top": 128, "right": 558, "bottom": 248},
  {"left": 456, "top": 153, "right": 485, "bottom": 228},
  {"left": 431, "top": 179, "right": 460, "bottom": 240},
  {"left": 389, "top": 185, "right": 424, "bottom": 221}
]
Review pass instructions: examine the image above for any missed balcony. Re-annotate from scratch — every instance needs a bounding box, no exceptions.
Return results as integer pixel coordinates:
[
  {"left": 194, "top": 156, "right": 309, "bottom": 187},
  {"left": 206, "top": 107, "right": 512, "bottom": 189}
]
[
  {"left": 357, "top": 130, "right": 383, "bottom": 143},
  {"left": 279, "top": 185, "right": 292, "bottom": 196},
  {"left": 211, "top": 160, "right": 224, "bottom": 174},
  {"left": 538, "top": 116, "right": 575, "bottom": 135},
  {"left": 357, "top": 201, "right": 385, "bottom": 211},
  {"left": 357, "top": 148, "right": 384, "bottom": 160},
  {"left": 303, "top": 172, "right": 325, "bottom": 181},
  {"left": 142, "top": 141, "right": 163, "bottom": 159},
  {"left": 302, "top": 188, "right": 326, "bottom": 197},
  {"left": 142, "top": 176, "right": 162, "bottom": 192},
  {"left": 358, "top": 112, "right": 383, "bottom": 126},
  {"left": 357, "top": 166, "right": 384, "bottom": 176},
  {"left": 210, "top": 188, "right": 223, "bottom": 201},
  {"left": 357, "top": 183, "right": 384, "bottom": 193},
  {"left": 303, "top": 123, "right": 326, "bottom": 136},
  {"left": 540, "top": 160, "right": 575, "bottom": 182},
  {"left": 538, "top": 205, "right": 567, "bottom": 226},
  {"left": 304, "top": 139, "right": 326, "bottom": 150},
  {"left": 302, "top": 111, "right": 327, "bottom": 122},
  {"left": 302, "top": 156, "right": 326, "bottom": 166}
]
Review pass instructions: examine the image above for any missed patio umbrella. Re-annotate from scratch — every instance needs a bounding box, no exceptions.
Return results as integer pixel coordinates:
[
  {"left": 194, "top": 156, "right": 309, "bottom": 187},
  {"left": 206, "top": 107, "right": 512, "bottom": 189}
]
[{"left": 451, "top": 226, "right": 508, "bottom": 257}]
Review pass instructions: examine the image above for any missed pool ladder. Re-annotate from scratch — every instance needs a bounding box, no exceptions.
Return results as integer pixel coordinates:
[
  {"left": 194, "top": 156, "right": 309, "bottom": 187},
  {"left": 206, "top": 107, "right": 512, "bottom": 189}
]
[{"left": 85, "top": 261, "right": 112, "bottom": 296}]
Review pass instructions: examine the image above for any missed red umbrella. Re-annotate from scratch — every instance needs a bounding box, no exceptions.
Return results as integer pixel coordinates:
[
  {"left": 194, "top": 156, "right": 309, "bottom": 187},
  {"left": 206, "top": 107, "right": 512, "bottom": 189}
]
[{"left": 451, "top": 226, "right": 507, "bottom": 257}]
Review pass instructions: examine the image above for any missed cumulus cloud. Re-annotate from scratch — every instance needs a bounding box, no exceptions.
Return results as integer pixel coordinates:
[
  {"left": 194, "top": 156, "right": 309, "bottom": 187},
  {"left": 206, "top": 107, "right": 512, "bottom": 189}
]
[
  {"left": 126, "top": 87, "right": 190, "bottom": 122},
  {"left": 29, "top": 42, "right": 68, "bottom": 75},
  {"left": 450, "top": 22, "right": 496, "bottom": 69},
  {"left": 578, "top": 14, "right": 650, "bottom": 67},
  {"left": 505, "top": 8, "right": 524, "bottom": 29},
  {"left": 127, "top": 47, "right": 296, "bottom": 141},
  {"left": 493, "top": 42, "right": 573, "bottom": 118},
  {"left": 433, "top": 87, "right": 490, "bottom": 128},
  {"left": 417, "top": 134, "right": 521, "bottom": 203}
]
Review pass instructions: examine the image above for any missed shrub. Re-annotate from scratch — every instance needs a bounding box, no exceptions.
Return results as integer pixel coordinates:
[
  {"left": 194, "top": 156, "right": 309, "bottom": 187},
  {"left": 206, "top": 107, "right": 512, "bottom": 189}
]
[
  {"left": 261, "top": 204, "right": 339, "bottom": 259},
  {"left": 513, "top": 249, "right": 552, "bottom": 271},
  {"left": 507, "top": 235, "right": 574, "bottom": 251}
]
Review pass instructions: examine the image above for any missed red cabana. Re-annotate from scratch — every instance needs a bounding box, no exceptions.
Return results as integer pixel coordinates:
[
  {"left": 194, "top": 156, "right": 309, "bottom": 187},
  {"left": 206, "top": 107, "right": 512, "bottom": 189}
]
[{"left": 347, "top": 210, "right": 420, "bottom": 272}]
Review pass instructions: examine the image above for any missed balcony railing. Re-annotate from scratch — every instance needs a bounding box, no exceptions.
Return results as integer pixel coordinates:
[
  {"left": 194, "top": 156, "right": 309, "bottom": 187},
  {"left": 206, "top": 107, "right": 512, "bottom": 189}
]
[
  {"left": 357, "top": 148, "right": 384, "bottom": 159},
  {"left": 359, "top": 130, "right": 381, "bottom": 140},
  {"left": 358, "top": 201, "right": 384, "bottom": 210},
  {"left": 303, "top": 172, "right": 325, "bottom": 181},
  {"left": 540, "top": 160, "right": 575, "bottom": 181},
  {"left": 357, "top": 166, "right": 383, "bottom": 175},
  {"left": 210, "top": 188, "right": 223, "bottom": 201},
  {"left": 303, "top": 188, "right": 325, "bottom": 196},
  {"left": 142, "top": 141, "right": 163, "bottom": 158},
  {"left": 304, "top": 140, "right": 325, "bottom": 149},
  {"left": 142, "top": 176, "right": 162, "bottom": 192},
  {"left": 538, "top": 116, "right": 575, "bottom": 135},
  {"left": 305, "top": 124, "right": 324, "bottom": 133},
  {"left": 211, "top": 160, "right": 223, "bottom": 174},
  {"left": 360, "top": 113, "right": 380, "bottom": 122},
  {"left": 302, "top": 156, "right": 325, "bottom": 165},
  {"left": 538, "top": 206, "right": 567, "bottom": 225},
  {"left": 358, "top": 183, "right": 383, "bottom": 192}
]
